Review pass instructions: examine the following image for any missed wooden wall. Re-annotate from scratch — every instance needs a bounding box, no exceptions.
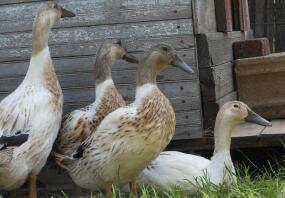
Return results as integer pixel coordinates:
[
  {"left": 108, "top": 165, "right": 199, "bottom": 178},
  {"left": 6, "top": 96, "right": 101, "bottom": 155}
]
[
  {"left": 249, "top": 0, "right": 285, "bottom": 53},
  {"left": 0, "top": 0, "right": 201, "bottom": 195},
  {"left": 0, "top": 0, "right": 202, "bottom": 140},
  {"left": 197, "top": 32, "right": 246, "bottom": 129}
]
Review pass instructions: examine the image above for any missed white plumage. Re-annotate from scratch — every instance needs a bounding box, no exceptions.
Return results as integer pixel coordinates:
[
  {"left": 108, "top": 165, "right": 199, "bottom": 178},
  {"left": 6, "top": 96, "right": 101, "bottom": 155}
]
[
  {"left": 138, "top": 101, "right": 271, "bottom": 193},
  {"left": 0, "top": 47, "right": 63, "bottom": 190}
]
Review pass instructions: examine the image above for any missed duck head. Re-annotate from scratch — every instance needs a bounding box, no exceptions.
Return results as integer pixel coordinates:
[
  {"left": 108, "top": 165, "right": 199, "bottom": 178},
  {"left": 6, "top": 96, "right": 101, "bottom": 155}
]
[
  {"left": 137, "top": 44, "right": 194, "bottom": 86},
  {"left": 220, "top": 101, "right": 271, "bottom": 127},
  {"left": 34, "top": 1, "right": 75, "bottom": 28},
  {"left": 214, "top": 101, "right": 271, "bottom": 154},
  {"left": 94, "top": 39, "right": 138, "bottom": 84},
  {"left": 32, "top": 1, "right": 75, "bottom": 55}
]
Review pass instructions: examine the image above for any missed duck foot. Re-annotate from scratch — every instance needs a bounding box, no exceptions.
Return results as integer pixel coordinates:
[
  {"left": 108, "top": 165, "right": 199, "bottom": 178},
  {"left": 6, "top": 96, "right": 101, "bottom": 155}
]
[
  {"left": 104, "top": 181, "right": 113, "bottom": 198},
  {"left": 129, "top": 180, "right": 138, "bottom": 198}
]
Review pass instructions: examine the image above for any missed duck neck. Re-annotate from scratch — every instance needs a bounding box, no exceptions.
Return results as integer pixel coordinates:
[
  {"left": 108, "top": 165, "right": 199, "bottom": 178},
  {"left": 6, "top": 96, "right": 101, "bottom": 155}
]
[
  {"left": 94, "top": 53, "right": 113, "bottom": 85},
  {"left": 213, "top": 112, "right": 236, "bottom": 155},
  {"left": 95, "top": 79, "right": 114, "bottom": 100},
  {"left": 31, "top": 17, "right": 51, "bottom": 56},
  {"left": 136, "top": 60, "right": 158, "bottom": 87},
  {"left": 25, "top": 17, "right": 54, "bottom": 83}
]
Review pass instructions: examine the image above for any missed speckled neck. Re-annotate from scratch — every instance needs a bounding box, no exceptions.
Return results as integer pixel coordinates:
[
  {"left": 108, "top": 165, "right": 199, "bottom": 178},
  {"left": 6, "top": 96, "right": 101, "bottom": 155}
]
[{"left": 94, "top": 52, "right": 114, "bottom": 85}]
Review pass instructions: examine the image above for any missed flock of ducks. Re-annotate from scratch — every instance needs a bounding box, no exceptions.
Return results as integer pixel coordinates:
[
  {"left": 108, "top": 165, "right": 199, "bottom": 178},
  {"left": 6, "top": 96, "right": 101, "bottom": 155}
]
[{"left": 0, "top": 2, "right": 272, "bottom": 198}]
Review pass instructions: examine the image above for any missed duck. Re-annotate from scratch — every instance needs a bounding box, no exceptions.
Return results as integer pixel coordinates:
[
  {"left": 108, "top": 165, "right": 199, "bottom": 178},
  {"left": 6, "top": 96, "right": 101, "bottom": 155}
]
[
  {"left": 0, "top": 2, "right": 74, "bottom": 198},
  {"left": 53, "top": 39, "right": 138, "bottom": 158},
  {"left": 53, "top": 44, "right": 194, "bottom": 197},
  {"left": 137, "top": 101, "right": 271, "bottom": 193}
]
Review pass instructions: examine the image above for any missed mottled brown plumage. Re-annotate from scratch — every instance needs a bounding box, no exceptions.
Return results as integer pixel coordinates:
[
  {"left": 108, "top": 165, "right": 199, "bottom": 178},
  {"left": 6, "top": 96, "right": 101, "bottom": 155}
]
[
  {"left": 54, "top": 40, "right": 137, "bottom": 158},
  {"left": 55, "top": 84, "right": 125, "bottom": 156},
  {"left": 0, "top": 2, "right": 74, "bottom": 198},
  {"left": 52, "top": 44, "right": 193, "bottom": 196}
]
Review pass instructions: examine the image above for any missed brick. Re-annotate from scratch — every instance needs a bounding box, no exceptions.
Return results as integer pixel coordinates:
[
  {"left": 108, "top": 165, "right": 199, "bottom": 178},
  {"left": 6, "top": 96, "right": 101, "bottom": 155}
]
[{"left": 233, "top": 38, "right": 271, "bottom": 59}]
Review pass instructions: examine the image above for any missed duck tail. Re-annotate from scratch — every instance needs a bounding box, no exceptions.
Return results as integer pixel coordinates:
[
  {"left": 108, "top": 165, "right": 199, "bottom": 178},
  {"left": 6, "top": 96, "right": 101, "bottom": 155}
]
[{"left": 51, "top": 151, "right": 76, "bottom": 170}]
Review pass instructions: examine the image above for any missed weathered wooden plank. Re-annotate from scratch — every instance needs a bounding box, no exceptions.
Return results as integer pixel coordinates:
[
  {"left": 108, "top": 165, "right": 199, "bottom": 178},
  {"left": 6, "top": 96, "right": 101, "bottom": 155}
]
[
  {"left": 61, "top": 80, "right": 200, "bottom": 103},
  {"left": 214, "top": 0, "right": 233, "bottom": 32},
  {"left": 63, "top": 95, "right": 200, "bottom": 115},
  {"left": 208, "top": 34, "right": 244, "bottom": 66},
  {"left": 175, "top": 124, "right": 202, "bottom": 139},
  {"left": 0, "top": 35, "right": 194, "bottom": 63},
  {"left": 196, "top": 32, "right": 245, "bottom": 68},
  {"left": 266, "top": 0, "right": 275, "bottom": 52},
  {"left": 0, "top": 84, "right": 202, "bottom": 140},
  {"left": 192, "top": 0, "right": 217, "bottom": 33},
  {"left": 0, "top": 50, "right": 196, "bottom": 78},
  {"left": 206, "top": 31, "right": 245, "bottom": 41},
  {"left": 0, "top": 0, "right": 192, "bottom": 33},
  {"left": 0, "top": 19, "right": 193, "bottom": 50},
  {"left": 199, "top": 62, "right": 234, "bottom": 100},
  {"left": 0, "top": 19, "right": 194, "bottom": 62},
  {"left": 233, "top": 0, "right": 240, "bottom": 30},
  {"left": 0, "top": 80, "right": 201, "bottom": 109},
  {"left": 0, "top": 0, "right": 37, "bottom": 5},
  {"left": 0, "top": 76, "right": 202, "bottom": 138},
  {"left": 0, "top": 69, "right": 197, "bottom": 93},
  {"left": 239, "top": 0, "right": 250, "bottom": 31},
  {"left": 261, "top": 119, "right": 285, "bottom": 135}
]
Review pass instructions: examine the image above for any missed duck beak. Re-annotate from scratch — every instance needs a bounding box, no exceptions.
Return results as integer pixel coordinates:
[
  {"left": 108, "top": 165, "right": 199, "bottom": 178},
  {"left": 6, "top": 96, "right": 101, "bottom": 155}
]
[
  {"left": 61, "top": 7, "right": 76, "bottom": 18},
  {"left": 245, "top": 109, "right": 272, "bottom": 126},
  {"left": 122, "top": 53, "right": 139, "bottom": 64},
  {"left": 171, "top": 55, "right": 194, "bottom": 74}
]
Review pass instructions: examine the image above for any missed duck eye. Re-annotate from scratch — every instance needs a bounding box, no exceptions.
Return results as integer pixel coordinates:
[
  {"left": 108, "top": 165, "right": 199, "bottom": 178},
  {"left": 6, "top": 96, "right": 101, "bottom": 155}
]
[
  {"left": 233, "top": 104, "right": 239, "bottom": 109},
  {"left": 116, "top": 40, "right": 122, "bottom": 46},
  {"left": 161, "top": 47, "right": 168, "bottom": 52}
]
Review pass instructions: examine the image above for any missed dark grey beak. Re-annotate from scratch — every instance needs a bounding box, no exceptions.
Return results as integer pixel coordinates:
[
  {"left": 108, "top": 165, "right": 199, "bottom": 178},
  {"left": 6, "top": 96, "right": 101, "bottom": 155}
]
[
  {"left": 245, "top": 109, "right": 272, "bottom": 126},
  {"left": 61, "top": 7, "right": 76, "bottom": 18},
  {"left": 170, "top": 55, "right": 194, "bottom": 74},
  {"left": 122, "top": 53, "right": 139, "bottom": 64}
]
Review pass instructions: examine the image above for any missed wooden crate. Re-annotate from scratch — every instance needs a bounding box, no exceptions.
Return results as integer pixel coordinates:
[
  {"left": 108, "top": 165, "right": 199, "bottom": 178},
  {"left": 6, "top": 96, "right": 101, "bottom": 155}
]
[
  {"left": 196, "top": 32, "right": 247, "bottom": 129},
  {"left": 235, "top": 52, "right": 285, "bottom": 119}
]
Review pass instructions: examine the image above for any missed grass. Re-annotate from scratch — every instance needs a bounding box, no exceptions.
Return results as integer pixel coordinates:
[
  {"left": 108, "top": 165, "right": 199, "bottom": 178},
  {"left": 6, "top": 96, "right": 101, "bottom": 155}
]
[
  {"left": 49, "top": 162, "right": 285, "bottom": 198},
  {"left": 195, "top": 164, "right": 285, "bottom": 198}
]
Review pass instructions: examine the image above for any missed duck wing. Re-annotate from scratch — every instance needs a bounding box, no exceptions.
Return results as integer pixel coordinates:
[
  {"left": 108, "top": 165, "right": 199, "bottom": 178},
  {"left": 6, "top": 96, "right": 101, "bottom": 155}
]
[
  {"left": 138, "top": 151, "right": 211, "bottom": 191},
  {"left": 0, "top": 86, "right": 57, "bottom": 149},
  {"left": 55, "top": 106, "right": 96, "bottom": 156}
]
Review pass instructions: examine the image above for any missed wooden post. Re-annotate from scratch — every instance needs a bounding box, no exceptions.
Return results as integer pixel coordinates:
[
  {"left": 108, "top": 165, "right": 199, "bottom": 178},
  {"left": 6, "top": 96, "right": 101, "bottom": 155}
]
[
  {"left": 239, "top": 0, "right": 250, "bottom": 31},
  {"left": 214, "top": 0, "right": 233, "bottom": 32},
  {"left": 232, "top": 0, "right": 240, "bottom": 30}
]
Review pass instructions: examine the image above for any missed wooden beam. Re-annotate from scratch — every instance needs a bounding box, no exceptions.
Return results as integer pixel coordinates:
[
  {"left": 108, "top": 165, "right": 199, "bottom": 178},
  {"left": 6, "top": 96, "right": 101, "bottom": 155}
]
[
  {"left": 214, "top": 0, "right": 233, "bottom": 32},
  {"left": 168, "top": 120, "right": 285, "bottom": 152},
  {"left": 239, "top": 0, "right": 250, "bottom": 31}
]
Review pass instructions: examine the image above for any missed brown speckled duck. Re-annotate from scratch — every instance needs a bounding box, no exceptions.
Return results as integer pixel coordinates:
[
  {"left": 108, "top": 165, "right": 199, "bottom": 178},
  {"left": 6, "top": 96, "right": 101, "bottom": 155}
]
[
  {"left": 0, "top": 2, "right": 74, "bottom": 198},
  {"left": 53, "top": 44, "right": 194, "bottom": 197},
  {"left": 54, "top": 39, "right": 138, "bottom": 157}
]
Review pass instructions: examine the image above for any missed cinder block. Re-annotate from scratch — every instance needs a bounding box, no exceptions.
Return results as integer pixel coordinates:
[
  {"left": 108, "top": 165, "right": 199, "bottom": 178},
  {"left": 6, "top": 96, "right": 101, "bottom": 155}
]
[
  {"left": 233, "top": 38, "right": 271, "bottom": 59},
  {"left": 235, "top": 52, "right": 285, "bottom": 119}
]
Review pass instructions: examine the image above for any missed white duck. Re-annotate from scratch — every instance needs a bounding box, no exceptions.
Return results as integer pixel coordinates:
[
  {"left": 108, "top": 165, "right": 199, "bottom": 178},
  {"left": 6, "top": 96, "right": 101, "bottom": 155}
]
[
  {"left": 138, "top": 101, "right": 271, "bottom": 193},
  {"left": 54, "top": 39, "right": 138, "bottom": 158},
  {"left": 0, "top": 2, "right": 74, "bottom": 198},
  {"left": 53, "top": 44, "right": 194, "bottom": 197}
]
